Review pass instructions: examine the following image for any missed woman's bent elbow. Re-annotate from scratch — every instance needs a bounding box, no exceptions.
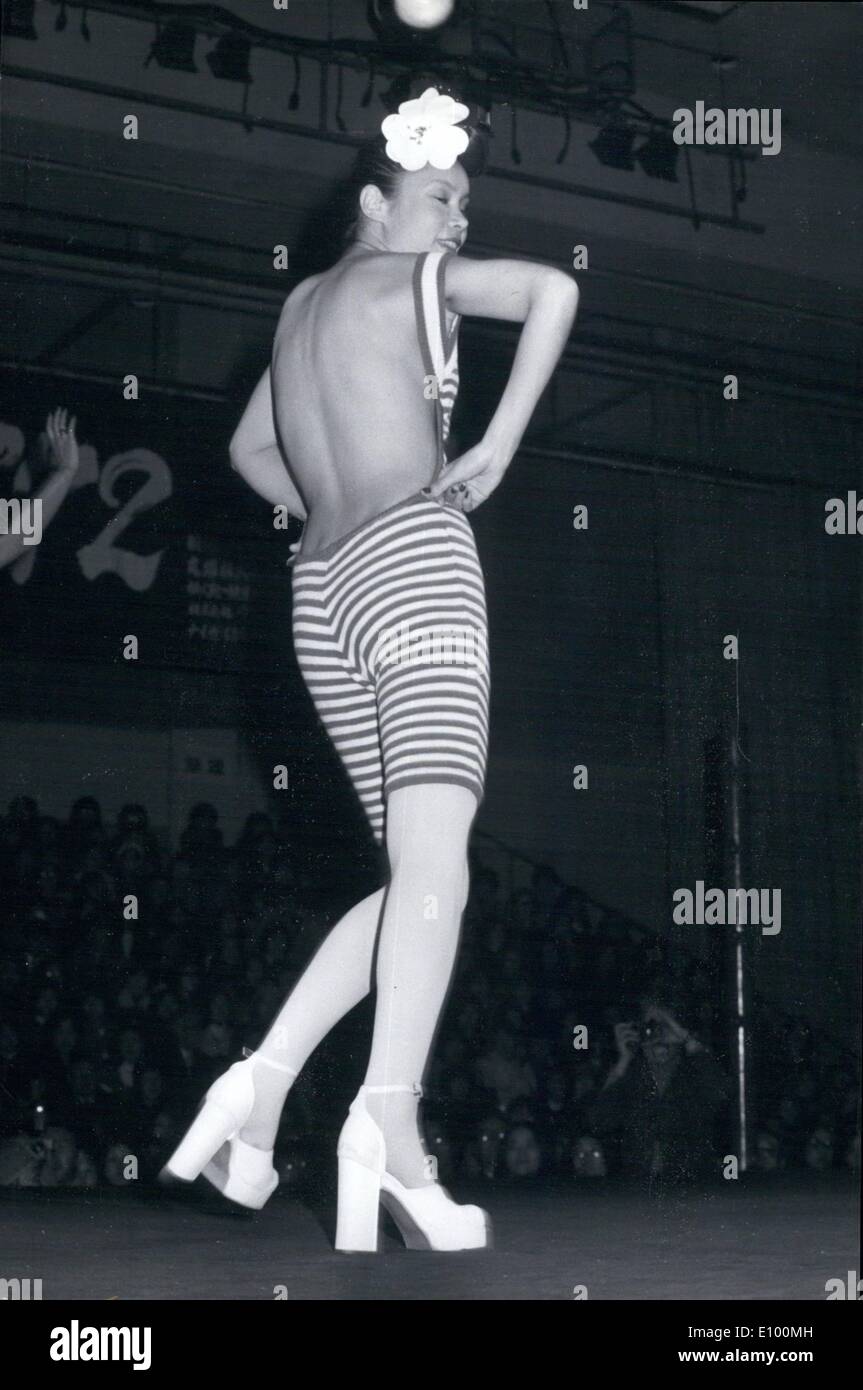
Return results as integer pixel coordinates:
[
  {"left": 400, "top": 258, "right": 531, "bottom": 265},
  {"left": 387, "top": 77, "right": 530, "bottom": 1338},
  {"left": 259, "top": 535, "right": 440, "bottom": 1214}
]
[
  {"left": 535, "top": 267, "right": 579, "bottom": 312},
  {"left": 555, "top": 269, "right": 580, "bottom": 303}
]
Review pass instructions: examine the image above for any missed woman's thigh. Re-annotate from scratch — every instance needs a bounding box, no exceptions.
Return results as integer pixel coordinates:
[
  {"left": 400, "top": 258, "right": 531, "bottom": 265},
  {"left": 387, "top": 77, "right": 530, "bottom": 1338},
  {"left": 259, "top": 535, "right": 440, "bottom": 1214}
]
[{"left": 291, "top": 493, "right": 490, "bottom": 851}]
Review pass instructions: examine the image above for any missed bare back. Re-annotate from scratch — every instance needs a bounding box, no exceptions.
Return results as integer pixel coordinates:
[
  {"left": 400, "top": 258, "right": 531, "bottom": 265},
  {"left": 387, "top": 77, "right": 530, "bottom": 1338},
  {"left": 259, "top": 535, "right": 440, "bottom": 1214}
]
[{"left": 272, "top": 252, "right": 448, "bottom": 552}]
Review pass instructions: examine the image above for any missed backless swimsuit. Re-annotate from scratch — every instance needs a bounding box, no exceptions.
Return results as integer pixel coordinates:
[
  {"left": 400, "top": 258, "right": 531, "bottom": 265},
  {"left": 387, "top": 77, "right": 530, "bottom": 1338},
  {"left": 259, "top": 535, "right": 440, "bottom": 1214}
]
[{"left": 289, "top": 249, "right": 490, "bottom": 845}]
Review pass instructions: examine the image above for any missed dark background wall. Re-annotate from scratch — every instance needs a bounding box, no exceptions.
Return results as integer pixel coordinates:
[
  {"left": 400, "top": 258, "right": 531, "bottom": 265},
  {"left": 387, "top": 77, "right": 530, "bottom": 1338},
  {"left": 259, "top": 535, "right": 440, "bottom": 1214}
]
[{"left": 1, "top": 1, "right": 860, "bottom": 1041}]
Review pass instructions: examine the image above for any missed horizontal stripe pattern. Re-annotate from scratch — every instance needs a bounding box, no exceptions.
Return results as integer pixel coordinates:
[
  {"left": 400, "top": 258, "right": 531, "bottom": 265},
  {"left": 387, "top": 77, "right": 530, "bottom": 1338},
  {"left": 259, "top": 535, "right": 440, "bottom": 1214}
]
[
  {"left": 439, "top": 363, "right": 459, "bottom": 445},
  {"left": 414, "top": 249, "right": 460, "bottom": 470},
  {"left": 292, "top": 492, "right": 489, "bottom": 845}
]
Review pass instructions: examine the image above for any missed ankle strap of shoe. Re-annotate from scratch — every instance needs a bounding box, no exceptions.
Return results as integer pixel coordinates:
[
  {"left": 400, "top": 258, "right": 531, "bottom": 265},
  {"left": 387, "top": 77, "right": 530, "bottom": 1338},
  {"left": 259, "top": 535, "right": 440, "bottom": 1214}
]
[
  {"left": 242, "top": 1047, "right": 298, "bottom": 1077},
  {"left": 361, "top": 1082, "right": 423, "bottom": 1098}
]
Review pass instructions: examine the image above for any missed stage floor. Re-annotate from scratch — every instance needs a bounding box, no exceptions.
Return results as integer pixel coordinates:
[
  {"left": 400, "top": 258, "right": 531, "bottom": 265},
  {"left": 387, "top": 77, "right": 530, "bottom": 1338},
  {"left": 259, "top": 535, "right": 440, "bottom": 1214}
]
[{"left": 1, "top": 1174, "right": 858, "bottom": 1301}]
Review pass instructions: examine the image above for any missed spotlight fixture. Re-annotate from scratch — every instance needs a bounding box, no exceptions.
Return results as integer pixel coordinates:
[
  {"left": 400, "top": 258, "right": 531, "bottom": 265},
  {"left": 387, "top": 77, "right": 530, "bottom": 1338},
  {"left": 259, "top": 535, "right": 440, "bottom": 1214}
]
[
  {"left": 589, "top": 121, "right": 637, "bottom": 171},
  {"left": 394, "top": 0, "right": 455, "bottom": 27},
  {"left": 635, "top": 128, "right": 680, "bottom": 181},
  {"left": 206, "top": 33, "right": 252, "bottom": 84},
  {"left": 2, "top": 0, "right": 37, "bottom": 40},
  {"left": 586, "top": 5, "right": 635, "bottom": 101},
  {"left": 367, "top": 0, "right": 444, "bottom": 49},
  {"left": 146, "top": 21, "right": 198, "bottom": 73}
]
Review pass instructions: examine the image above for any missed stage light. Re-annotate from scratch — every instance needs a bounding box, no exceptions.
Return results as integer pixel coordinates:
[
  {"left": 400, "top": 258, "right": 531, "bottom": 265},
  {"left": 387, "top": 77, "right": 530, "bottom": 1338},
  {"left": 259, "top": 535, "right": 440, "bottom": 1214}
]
[
  {"left": 586, "top": 5, "right": 635, "bottom": 101},
  {"left": 589, "top": 122, "right": 637, "bottom": 171},
  {"left": 2, "top": 0, "right": 37, "bottom": 40},
  {"left": 635, "top": 129, "right": 679, "bottom": 182},
  {"left": 206, "top": 33, "right": 252, "bottom": 84},
  {"left": 146, "top": 20, "right": 198, "bottom": 73},
  {"left": 394, "top": 0, "right": 454, "bottom": 28},
  {"left": 367, "top": 0, "right": 443, "bottom": 48}
]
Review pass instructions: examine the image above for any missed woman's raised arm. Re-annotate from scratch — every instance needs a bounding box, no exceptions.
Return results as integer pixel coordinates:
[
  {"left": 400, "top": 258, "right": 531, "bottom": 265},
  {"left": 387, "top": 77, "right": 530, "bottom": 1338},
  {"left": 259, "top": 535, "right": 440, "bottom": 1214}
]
[
  {"left": 426, "top": 256, "right": 579, "bottom": 508},
  {"left": 445, "top": 254, "right": 576, "bottom": 325}
]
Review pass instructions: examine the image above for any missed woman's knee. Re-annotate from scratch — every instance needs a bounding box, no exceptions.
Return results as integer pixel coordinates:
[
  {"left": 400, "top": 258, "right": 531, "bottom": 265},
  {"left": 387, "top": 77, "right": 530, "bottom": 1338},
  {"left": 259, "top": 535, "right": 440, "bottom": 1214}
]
[
  {"left": 385, "top": 784, "right": 474, "bottom": 902},
  {"left": 386, "top": 784, "right": 475, "bottom": 856},
  {"left": 388, "top": 855, "right": 469, "bottom": 921}
]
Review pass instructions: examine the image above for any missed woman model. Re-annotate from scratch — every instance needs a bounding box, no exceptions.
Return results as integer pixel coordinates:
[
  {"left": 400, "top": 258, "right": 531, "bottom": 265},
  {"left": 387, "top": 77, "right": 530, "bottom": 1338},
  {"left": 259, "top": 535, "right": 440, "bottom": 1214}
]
[{"left": 165, "top": 89, "right": 579, "bottom": 1252}]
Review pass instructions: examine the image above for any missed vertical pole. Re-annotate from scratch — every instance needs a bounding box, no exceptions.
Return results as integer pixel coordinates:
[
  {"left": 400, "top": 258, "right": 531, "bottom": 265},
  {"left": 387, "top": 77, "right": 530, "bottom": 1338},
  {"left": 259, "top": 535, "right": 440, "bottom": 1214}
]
[
  {"left": 704, "top": 713, "right": 752, "bottom": 1171},
  {"left": 728, "top": 718, "right": 749, "bottom": 1171}
]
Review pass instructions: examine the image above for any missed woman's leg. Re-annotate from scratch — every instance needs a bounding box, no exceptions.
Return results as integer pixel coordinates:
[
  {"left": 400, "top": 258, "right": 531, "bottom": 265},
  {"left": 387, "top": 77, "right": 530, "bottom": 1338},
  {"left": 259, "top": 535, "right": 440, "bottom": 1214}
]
[
  {"left": 270, "top": 497, "right": 487, "bottom": 1171},
  {"left": 238, "top": 886, "right": 385, "bottom": 1149},
  {"left": 236, "top": 555, "right": 392, "bottom": 1150},
  {"left": 361, "top": 781, "right": 476, "bottom": 1189},
  {"left": 354, "top": 505, "right": 488, "bottom": 1188}
]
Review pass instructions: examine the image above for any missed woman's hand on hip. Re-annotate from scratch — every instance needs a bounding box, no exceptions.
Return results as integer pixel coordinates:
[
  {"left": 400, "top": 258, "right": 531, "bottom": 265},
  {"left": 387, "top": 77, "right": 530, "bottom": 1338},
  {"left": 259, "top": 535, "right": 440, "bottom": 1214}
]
[{"left": 424, "top": 439, "right": 509, "bottom": 512}]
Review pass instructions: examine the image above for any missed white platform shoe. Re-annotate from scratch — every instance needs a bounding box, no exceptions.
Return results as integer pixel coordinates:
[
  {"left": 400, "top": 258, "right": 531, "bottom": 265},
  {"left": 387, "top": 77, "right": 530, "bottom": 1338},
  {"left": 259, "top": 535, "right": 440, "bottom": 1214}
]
[
  {"left": 335, "top": 1083, "right": 492, "bottom": 1253},
  {"left": 163, "top": 1048, "right": 297, "bottom": 1210}
]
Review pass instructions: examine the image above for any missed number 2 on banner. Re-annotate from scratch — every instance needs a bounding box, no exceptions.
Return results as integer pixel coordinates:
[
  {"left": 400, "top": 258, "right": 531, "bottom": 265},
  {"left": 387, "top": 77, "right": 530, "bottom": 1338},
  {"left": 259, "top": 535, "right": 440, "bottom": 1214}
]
[{"left": 77, "top": 450, "right": 172, "bottom": 591}]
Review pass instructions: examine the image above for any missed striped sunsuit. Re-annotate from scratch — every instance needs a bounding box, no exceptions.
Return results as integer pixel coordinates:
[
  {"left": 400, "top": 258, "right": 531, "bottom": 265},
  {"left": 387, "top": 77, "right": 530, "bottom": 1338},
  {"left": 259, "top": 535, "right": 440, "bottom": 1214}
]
[{"left": 289, "top": 250, "right": 490, "bottom": 846}]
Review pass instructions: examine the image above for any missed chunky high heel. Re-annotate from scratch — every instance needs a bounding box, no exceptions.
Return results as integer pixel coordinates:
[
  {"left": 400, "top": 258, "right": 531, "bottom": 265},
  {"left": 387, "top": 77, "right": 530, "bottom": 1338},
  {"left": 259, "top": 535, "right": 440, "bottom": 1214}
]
[
  {"left": 163, "top": 1048, "right": 297, "bottom": 1210},
  {"left": 335, "top": 1084, "right": 492, "bottom": 1253}
]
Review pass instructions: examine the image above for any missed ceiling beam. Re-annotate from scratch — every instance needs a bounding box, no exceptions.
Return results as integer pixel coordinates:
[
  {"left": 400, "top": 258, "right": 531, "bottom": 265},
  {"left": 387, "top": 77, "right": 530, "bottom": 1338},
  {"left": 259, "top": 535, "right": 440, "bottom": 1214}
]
[
  {"left": 640, "top": 2, "right": 746, "bottom": 22},
  {"left": 35, "top": 293, "right": 127, "bottom": 365}
]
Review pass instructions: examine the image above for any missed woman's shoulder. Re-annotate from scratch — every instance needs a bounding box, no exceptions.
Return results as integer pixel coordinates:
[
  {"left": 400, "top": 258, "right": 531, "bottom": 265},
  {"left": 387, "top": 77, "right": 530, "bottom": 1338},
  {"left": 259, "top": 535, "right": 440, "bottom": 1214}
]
[
  {"left": 291, "top": 252, "right": 417, "bottom": 296},
  {"left": 276, "top": 253, "right": 423, "bottom": 345},
  {"left": 330, "top": 252, "right": 425, "bottom": 316}
]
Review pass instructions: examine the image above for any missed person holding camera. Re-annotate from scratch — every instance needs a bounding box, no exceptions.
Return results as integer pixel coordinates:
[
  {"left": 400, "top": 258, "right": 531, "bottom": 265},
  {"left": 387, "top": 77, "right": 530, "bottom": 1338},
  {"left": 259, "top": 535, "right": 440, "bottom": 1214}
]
[{"left": 588, "top": 998, "right": 730, "bottom": 1187}]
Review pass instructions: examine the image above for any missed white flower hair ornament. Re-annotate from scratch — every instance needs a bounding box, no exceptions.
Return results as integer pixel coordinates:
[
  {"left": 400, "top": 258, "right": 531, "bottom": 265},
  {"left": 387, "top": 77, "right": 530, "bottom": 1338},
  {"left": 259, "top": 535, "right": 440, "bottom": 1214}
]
[{"left": 381, "top": 86, "right": 471, "bottom": 172}]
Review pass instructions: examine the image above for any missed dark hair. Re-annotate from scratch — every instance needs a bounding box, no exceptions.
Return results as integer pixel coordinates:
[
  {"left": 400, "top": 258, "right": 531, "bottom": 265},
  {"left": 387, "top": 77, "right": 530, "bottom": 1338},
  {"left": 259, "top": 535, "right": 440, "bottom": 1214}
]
[
  {"left": 291, "top": 113, "right": 489, "bottom": 278},
  {"left": 337, "top": 122, "right": 489, "bottom": 250}
]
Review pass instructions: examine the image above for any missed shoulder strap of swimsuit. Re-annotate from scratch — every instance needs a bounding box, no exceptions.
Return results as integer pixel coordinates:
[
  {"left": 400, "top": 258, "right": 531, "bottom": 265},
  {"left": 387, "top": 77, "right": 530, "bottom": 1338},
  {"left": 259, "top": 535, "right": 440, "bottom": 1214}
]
[
  {"left": 413, "top": 249, "right": 459, "bottom": 379},
  {"left": 413, "top": 250, "right": 461, "bottom": 474}
]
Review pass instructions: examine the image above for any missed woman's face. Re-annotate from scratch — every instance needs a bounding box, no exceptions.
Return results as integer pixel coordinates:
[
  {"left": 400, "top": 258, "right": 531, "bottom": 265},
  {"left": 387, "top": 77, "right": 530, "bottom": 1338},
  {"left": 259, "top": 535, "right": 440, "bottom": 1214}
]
[
  {"left": 374, "top": 163, "right": 470, "bottom": 254},
  {"left": 572, "top": 1135, "right": 606, "bottom": 1178},
  {"left": 38, "top": 863, "right": 59, "bottom": 895},
  {"left": 505, "top": 1125, "right": 542, "bottom": 1177}
]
